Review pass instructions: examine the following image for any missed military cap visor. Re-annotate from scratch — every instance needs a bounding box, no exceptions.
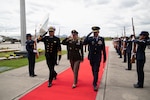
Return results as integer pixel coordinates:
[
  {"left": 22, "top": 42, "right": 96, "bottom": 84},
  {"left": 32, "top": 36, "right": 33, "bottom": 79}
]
[
  {"left": 71, "top": 30, "right": 78, "bottom": 34},
  {"left": 92, "top": 26, "right": 100, "bottom": 32},
  {"left": 93, "top": 30, "right": 99, "bottom": 33},
  {"left": 48, "top": 27, "right": 55, "bottom": 32}
]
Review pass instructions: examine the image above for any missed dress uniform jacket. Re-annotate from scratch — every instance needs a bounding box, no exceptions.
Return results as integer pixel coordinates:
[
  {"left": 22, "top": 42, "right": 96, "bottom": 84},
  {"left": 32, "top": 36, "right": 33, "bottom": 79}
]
[
  {"left": 38, "top": 36, "right": 61, "bottom": 64},
  {"left": 126, "top": 40, "right": 133, "bottom": 53},
  {"left": 84, "top": 36, "right": 106, "bottom": 62},
  {"left": 26, "top": 40, "right": 35, "bottom": 56},
  {"left": 62, "top": 38, "right": 83, "bottom": 61},
  {"left": 134, "top": 39, "right": 150, "bottom": 61},
  {"left": 37, "top": 35, "right": 61, "bottom": 83}
]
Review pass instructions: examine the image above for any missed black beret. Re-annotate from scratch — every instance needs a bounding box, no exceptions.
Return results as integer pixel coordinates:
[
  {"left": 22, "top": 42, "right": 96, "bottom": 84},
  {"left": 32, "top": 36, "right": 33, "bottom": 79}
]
[
  {"left": 26, "top": 33, "right": 32, "bottom": 37},
  {"left": 140, "top": 31, "right": 149, "bottom": 36}
]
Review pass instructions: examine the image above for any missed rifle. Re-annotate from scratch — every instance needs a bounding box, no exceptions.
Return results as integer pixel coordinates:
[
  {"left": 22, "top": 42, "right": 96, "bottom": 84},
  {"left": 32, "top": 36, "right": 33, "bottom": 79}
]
[
  {"left": 130, "top": 18, "right": 136, "bottom": 63},
  {"left": 122, "top": 26, "right": 126, "bottom": 55}
]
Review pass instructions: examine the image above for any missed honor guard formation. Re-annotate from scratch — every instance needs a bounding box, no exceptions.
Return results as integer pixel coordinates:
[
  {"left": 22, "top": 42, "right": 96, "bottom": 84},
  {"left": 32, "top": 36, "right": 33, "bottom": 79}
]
[{"left": 113, "top": 31, "right": 150, "bottom": 88}]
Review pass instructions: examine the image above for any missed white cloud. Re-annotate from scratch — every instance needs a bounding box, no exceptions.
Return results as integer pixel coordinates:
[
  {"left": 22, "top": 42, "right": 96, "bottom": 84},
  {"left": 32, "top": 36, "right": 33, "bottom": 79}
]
[{"left": 0, "top": 0, "right": 150, "bottom": 37}]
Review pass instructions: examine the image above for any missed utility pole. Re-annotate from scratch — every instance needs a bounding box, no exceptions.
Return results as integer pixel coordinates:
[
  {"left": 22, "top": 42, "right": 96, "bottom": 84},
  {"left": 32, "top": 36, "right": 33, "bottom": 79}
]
[{"left": 20, "top": 0, "right": 26, "bottom": 51}]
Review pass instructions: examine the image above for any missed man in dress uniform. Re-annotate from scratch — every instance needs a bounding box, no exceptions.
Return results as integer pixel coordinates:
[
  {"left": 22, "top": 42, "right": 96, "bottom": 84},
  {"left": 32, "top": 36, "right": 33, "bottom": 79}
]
[
  {"left": 26, "top": 33, "right": 37, "bottom": 77},
  {"left": 84, "top": 26, "right": 106, "bottom": 91},
  {"left": 37, "top": 26, "right": 61, "bottom": 87}
]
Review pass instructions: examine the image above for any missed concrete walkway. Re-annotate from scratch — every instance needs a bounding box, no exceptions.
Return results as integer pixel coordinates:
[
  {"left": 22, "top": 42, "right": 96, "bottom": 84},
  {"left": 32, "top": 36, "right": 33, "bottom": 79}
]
[{"left": 0, "top": 41, "right": 150, "bottom": 100}]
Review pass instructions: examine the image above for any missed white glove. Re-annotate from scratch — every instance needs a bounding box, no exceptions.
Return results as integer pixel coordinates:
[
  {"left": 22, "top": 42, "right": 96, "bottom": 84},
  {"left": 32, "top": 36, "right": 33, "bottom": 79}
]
[{"left": 33, "top": 50, "right": 37, "bottom": 53}]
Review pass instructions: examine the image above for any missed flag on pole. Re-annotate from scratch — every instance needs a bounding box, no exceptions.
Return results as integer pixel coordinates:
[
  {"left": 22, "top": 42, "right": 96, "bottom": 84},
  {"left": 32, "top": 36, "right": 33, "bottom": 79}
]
[
  {"left": 37, "top": 14, "right": 49, "bottom": 37},
  {"left": 34, "top": 14, "right": 49, "bottom": 58}
]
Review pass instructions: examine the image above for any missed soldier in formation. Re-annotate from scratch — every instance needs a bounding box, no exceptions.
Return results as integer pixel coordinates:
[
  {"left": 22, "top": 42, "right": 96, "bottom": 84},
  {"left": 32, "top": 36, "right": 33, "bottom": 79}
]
[{"left": 26, "top": 33, "right": 37, "bottom": 77}]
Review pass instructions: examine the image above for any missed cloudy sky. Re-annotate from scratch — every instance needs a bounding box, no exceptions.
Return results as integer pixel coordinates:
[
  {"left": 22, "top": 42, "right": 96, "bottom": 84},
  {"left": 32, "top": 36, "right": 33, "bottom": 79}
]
[{"left": 0, "top": 0, "right": 150, "bottom": 37}]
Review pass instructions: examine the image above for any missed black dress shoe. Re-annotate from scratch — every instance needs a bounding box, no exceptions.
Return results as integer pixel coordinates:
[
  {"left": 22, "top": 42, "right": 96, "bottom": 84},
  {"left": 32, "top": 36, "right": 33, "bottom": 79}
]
[
  {"left": 33, "top": 74, "right": 37, "bottom": 77},
  {"left": 30, "top": 74, "right": 37, "bottom": 77},
  {"left": 93, "top": 86, "right": 98, "bottom": 91},
  {"left": 48, "top": 82, "right": 52, "bottom": 87},
  {"left": 125, "top": 68, "right": 131, "bottom": 70},
  {"left": 30, "top": 75, "right": 34, "bottom": 77},
  {"left": 53, "top": 73, "right": 57, "bottom": 80},
  {"left": 133, "top": 84, "right": 143, "bottom": 88}
]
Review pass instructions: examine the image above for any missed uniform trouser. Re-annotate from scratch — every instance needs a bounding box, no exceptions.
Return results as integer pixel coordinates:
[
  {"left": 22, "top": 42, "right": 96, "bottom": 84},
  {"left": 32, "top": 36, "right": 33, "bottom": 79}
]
[
  {"left": 28, "top": 54, "right": 35, "bottom": 76},
  {"left": 46, "top": 57, "right": 57, "bottom": 83},
  {"left": 90, "top": 60, "right": 100, "bottom": 87},
  {"left": 123, "top": 50, "right": 127, "bottom": 62},
  {"left": 70, "top": 60, "right": 80, "bottom": 84},
  {"left": 127, "top": 53, "right": 132, "bottom": 69},
  {"left": 118, "top": 47, "right": 122, "bottom": 58},
  {"left": 136, "top": 60, "right": 145, "bottom": 87}
]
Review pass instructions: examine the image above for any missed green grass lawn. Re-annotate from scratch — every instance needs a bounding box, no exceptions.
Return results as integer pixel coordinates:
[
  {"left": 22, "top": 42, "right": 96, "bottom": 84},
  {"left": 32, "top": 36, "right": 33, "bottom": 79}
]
[{"left": 0, "top": 50, "right": 67, "bottom": 73}]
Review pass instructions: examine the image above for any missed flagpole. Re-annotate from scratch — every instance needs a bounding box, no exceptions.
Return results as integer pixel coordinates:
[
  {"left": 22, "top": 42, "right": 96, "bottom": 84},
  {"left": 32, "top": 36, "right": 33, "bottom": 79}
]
[
  {"left": 132, "top": 17, "right": 135, "bottom": 36},
  {"left": 20, "top": 0, "right": 26, "bottom": 51}
]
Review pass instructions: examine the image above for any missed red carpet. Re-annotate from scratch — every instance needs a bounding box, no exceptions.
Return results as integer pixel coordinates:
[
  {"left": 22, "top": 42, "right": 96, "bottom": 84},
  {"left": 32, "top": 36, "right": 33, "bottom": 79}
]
[{"left": 20, "top": 47, "right": 108, "bottom": 100}]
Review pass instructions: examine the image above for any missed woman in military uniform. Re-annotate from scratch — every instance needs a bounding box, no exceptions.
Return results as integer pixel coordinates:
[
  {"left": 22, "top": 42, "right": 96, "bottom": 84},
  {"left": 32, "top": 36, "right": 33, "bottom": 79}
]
[
  {"left": 133, "top": 31, "right": 150, "bottom": 88},
  {"left": 37, "top": 26, "right": 61, "bottom": 87},
  {"left": 62, "top": 30, "right": 84, "bottom": 88}
]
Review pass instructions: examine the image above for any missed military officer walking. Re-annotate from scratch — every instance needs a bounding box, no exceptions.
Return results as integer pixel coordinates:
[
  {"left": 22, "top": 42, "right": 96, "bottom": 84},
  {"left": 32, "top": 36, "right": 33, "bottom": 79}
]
[
  {"left": 62, "top": 30, "right": 84, "bottom": 88},
  {"left": 84, "top": 26, "right": 106, "bottom": 91},
  {"left": 37, "top": 26, "right": 61, "bottom": 87},
  {"left": 26, "top": 33, "right": 37, "bottom": 77}
]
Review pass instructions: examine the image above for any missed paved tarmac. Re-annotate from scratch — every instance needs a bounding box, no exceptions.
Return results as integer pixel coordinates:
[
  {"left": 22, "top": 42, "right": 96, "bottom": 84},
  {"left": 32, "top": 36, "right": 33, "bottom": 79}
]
[{"left": 0, "top": 41, "right": 150, "bottom": 100}]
